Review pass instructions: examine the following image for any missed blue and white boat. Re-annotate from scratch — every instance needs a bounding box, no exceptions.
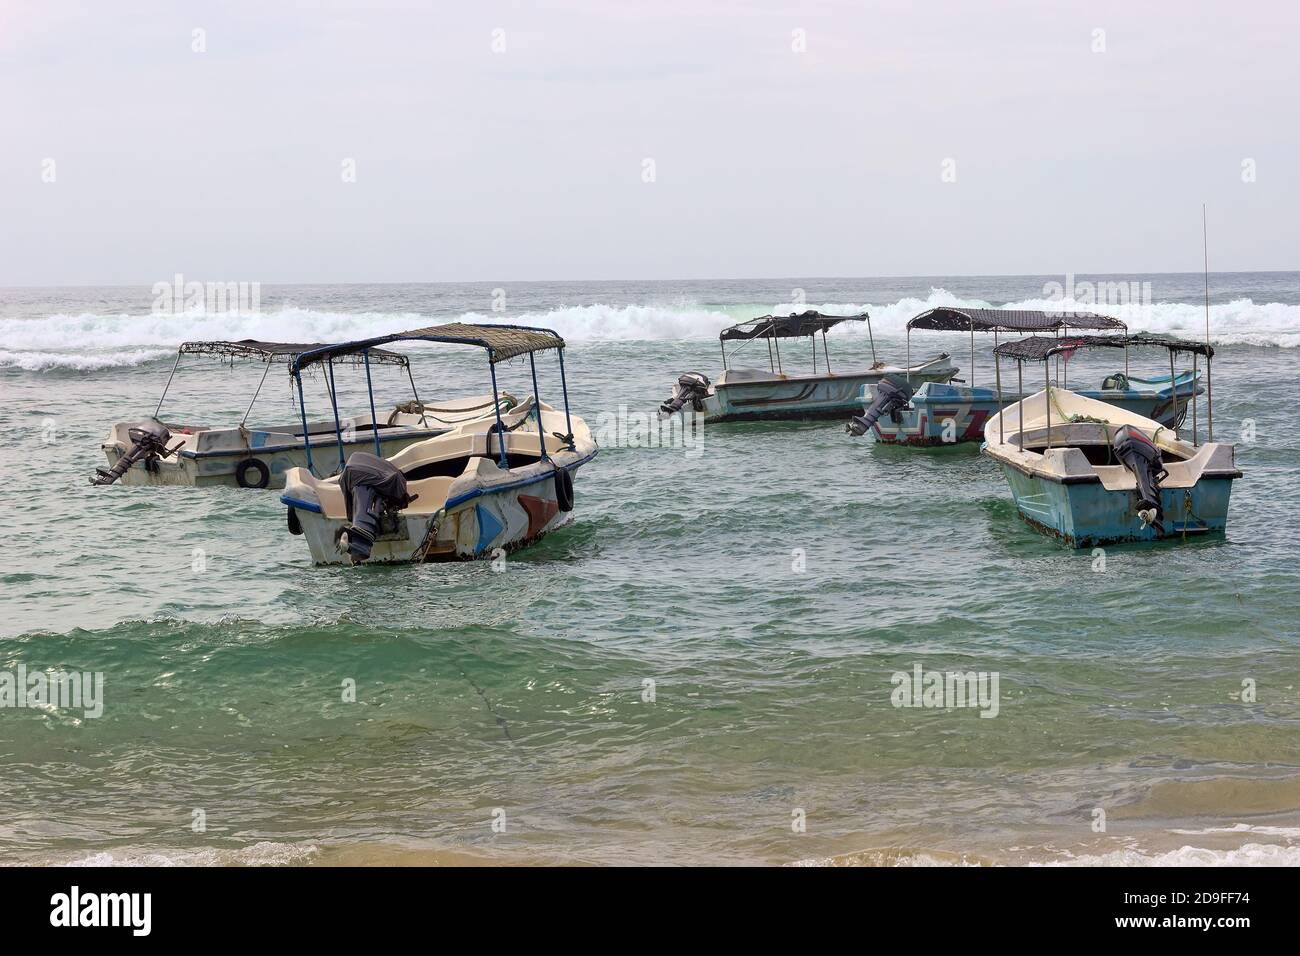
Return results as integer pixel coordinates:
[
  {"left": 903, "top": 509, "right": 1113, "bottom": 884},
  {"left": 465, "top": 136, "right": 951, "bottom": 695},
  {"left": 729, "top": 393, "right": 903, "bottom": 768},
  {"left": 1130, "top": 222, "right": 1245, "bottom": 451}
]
[
  {"left": 848, "top": 307, "right": 1134, "bottom": 445},
  {"left": 858, "top": 334, "right": 1204, "bottom": 446},
  {"left": 982, "top": 359, "right": 1238, "bottom": 548},
  {"left": 279, "top": 323, "right": 598, "bottom": 565}
]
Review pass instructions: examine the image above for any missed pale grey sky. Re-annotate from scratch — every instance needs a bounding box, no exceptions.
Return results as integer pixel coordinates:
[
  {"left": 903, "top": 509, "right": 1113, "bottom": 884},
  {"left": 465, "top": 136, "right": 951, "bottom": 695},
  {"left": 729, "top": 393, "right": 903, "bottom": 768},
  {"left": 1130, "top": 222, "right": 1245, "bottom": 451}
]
[{"left": 1, "top": 0, "right": 1296, "bottom": 285}]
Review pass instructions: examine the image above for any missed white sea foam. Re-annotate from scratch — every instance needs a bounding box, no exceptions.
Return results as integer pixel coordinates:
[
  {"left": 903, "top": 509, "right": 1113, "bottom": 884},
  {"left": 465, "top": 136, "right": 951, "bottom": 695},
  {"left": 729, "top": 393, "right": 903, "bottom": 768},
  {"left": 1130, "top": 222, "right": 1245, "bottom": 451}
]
[
  {"left": 3, "top": 290, "right": 1298, "bottom": 371},
  {"left": 799, "top": 838, "right": 1300, "bottom": 867},
  {"left": 1035, "top": 841, "right": 1300, "bottom": 867},
  {"left": 57, "top": 841, "right": 317, "bottom": 867}
]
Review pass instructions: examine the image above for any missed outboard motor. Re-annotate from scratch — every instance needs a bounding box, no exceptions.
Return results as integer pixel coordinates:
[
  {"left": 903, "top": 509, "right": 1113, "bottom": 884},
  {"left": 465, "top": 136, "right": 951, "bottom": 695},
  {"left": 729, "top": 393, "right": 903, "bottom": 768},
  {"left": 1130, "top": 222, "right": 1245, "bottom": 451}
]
[
  {"left": 659, "top": 372, "right": 711, "bottom": 417},
  {"left": 337, "top": 452, "right": 413, "bottom": 562},
  {"left": 847, "top": 378, "right": 914, "bottom": 437},
  {"left": 90, "top": 420, "right": 177, "bottom": 486},
  {"left": 1113, "top": 424, "right": 1167, "bottom": 530}
]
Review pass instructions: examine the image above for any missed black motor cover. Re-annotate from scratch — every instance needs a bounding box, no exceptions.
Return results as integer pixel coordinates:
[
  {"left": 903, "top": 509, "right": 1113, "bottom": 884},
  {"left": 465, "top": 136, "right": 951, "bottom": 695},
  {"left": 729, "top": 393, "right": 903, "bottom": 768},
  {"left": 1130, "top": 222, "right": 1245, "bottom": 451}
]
[
  {"left": 659, "top": 372, "right": 711, "bottom": 417},
  {"left": 847, "top": 378, "right": 914, "bottom": 437},
  {"left": 338, "top": 452, "right": 411, "bottom": 560},
  {"left": 1113, "top": 424, "right": 1167, "bottom": 528}
]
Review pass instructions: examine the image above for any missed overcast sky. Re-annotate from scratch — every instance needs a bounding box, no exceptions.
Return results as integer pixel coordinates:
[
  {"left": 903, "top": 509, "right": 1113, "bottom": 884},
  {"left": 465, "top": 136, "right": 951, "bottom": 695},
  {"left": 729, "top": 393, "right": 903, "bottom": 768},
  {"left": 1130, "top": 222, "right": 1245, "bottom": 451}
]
[{"left": 1, "top": 1, "right": 1296, "bottom": 285}]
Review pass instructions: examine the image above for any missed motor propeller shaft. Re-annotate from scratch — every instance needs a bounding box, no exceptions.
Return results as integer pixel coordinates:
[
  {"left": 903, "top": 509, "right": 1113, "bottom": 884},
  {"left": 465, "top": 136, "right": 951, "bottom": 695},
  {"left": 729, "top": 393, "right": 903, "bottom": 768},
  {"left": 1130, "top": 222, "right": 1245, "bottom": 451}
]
[
  {"left": 90, "top": 421, "right": 178, "bottom": 486},
  {"left": 847, "top": 378, "right": 913, "bottom": 437}
]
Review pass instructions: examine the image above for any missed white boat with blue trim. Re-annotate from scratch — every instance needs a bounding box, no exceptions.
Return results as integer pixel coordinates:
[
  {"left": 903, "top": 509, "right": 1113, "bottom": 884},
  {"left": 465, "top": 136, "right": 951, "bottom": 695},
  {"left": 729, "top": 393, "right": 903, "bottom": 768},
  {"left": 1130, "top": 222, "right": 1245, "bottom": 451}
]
[
  {"left": 90, "top": 339, "right": 487, "bottom": 489},
  {"left": 660, "top": 311, "right": 956, "bottom": 424},
  {"left": 279, "top": 323, "right": 597, "bottom": 565}
]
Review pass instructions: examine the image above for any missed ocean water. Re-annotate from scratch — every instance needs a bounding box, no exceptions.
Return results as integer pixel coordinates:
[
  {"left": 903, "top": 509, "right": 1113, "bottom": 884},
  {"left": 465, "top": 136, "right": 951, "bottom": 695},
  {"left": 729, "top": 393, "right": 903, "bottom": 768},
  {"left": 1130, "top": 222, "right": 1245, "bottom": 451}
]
[{"left": 1, "top": 274, "right": 1298, "bottom": 867}]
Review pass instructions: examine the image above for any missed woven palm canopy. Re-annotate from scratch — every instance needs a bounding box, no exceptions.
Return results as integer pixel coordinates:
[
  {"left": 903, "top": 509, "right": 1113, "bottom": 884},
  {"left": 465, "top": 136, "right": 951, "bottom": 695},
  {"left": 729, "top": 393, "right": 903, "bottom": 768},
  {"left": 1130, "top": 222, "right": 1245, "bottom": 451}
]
[
  {"left": 289, "top": 323, "right": 565, "bottom": 372},
  {"left": 994, "top": 334, "right": 1215, "bottom": 363},
  {"left": 907, "top": 307, "right": 1127, "bottom": 333},
  {"left": 720, "top": 311, "right": 869, "bottom": 341},
  {"left": 180, "top": 339, "right": 409, "bottom": 366}
]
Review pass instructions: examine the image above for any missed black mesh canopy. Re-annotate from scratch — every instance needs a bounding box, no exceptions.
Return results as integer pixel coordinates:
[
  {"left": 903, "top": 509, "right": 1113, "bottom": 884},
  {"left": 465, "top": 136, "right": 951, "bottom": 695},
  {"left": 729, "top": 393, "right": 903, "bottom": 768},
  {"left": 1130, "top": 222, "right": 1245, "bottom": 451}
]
[
  {"left": 180, "top": 339, "right": 409, "bottom": 366},
  {"left": 907, "top": 307, "right": 1127, "bottom": 333},
  {"left": 290, "top": 323, "right": 565, "bottom": 371},
  {"left": 994, "top": 334, "right": 1215, "bottom": 362},
  {"left": 720, "top": 311, "right": 868, "bottom": 341}
]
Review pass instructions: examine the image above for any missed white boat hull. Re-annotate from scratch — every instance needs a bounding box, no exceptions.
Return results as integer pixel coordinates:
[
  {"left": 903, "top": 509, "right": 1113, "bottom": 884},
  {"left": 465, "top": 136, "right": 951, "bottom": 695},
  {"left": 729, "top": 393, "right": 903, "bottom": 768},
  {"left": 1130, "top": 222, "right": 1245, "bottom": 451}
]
[{"left": 282, "top": 399, "right": 597, "bottom": 564}]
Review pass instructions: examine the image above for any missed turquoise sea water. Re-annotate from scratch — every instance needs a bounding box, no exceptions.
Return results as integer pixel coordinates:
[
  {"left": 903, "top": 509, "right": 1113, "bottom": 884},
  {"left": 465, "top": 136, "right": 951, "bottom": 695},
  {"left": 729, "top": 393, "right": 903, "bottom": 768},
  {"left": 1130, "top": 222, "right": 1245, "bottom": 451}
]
[{"left": 2, "top": 275, "right": 1298, "bottom": 865}]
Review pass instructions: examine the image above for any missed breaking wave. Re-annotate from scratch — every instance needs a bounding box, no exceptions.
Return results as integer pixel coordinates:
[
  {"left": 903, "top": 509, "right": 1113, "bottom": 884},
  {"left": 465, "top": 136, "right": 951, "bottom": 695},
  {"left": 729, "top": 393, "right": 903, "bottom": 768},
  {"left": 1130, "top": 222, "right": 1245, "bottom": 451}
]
[{"left": 3, "top": 290, "right": 1299, "bottom": 371}]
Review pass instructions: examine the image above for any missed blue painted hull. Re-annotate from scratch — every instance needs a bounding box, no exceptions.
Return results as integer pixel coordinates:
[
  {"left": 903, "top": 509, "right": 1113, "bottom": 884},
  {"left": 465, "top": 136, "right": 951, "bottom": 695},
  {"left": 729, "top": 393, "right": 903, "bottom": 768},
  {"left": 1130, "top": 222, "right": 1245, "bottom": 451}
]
[
  {"left": 867, "top": 374, "right": 1201, "bottom": 446},
  {"left": 994, "top": 464, "right": 1235, "bottom": 548}
]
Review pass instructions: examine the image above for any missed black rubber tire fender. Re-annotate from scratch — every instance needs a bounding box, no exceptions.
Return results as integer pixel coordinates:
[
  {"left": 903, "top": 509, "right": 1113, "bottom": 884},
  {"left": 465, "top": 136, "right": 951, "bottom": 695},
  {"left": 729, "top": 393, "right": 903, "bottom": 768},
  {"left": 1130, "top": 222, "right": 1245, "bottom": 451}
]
[
  {"left": 235, "top": 457, "right": 271, "bottom": 489},
  {"left": 554, "top": 466, "right": 575, "bottom": 512}
]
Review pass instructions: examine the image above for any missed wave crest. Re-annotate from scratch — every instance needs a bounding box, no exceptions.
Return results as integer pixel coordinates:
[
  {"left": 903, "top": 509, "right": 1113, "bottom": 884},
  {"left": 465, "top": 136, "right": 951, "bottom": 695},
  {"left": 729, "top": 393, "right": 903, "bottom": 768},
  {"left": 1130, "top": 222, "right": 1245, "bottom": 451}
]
[{"left": 3, "top": 289, "right": 1298, "bottom": 371}]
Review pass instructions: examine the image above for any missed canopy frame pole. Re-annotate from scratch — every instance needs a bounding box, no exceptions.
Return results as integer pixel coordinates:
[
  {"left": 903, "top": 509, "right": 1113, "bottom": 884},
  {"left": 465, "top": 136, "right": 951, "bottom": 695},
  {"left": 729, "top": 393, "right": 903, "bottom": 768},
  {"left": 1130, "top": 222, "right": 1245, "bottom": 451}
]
[
  {"left": 772, "top": 329, "right": 783, "bottom": 375},
  {"left": 1062, "top": 322, "right": 1069, "bottom": 388},
  {"left": 969, "top": 319, "right": 976, "bottom": 388},
  {"left": 995, "top": 347, "right": 1004, "bottom": 445},
  {"left": 154, "top": 349, "right": 183, "bottom": 420},
  {"left": 993, "top": 329, "right": 999, "bottom": 392},
  {"left": 865, "top": 313, "right": 878, "bottom": 366},
  {"left": 1017, "top": 361, "right": 1024, "bottom": 451},
  {"left": 1206, "top": 355, "right": 1214, "bottom": 441},
  {"left": 556, "top": 348, "right": 576, "bottom": 450},
  {"left": 239, "top": 358, "right": 273, "bottom": 427},
  {"left": 766, "top": 336, "right": 775, "bottom": 372},
  {"left": 1045, "top": 363, "right": 1052, "bottom": 452},
  {"left": 721, "top": 339, "right": 728, "bottom": 371},
  {"left": 906, "top": 328, "right": 911, "bottom": 388},
  {"left": 811, "top": 334, "right": 816, "bottom": 373},
  {"left": 528, "top": 352, "right": 549, "bottom": 462},
  {"left": 294, "top": 370, "right": 316, "bottom": 477},
  {"left": 325, "top": 358, "right": 347, "bottom": 474},
  {"left": 822, "top": 329, "right": 832, "bottom": 373},
  {"left": 1191, "top": 351, "right": 1199, "bottom": 446},
  {"left": 488, "top": 358, "right": 509, "bottom": 469},
  {"left": 1169, "top": 349, "right": 1179, "bottom": 441},
  {"left": 363, "top": 349, "right": 382, "bottom": 456}
]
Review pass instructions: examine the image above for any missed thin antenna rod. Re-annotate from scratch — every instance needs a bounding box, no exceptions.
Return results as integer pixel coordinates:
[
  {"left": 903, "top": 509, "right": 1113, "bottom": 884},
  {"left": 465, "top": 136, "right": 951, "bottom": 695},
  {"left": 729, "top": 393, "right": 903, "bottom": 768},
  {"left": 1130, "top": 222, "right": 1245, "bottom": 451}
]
[{"left": 1202, "top": 204, "right": 1214, "bottom": 441}]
